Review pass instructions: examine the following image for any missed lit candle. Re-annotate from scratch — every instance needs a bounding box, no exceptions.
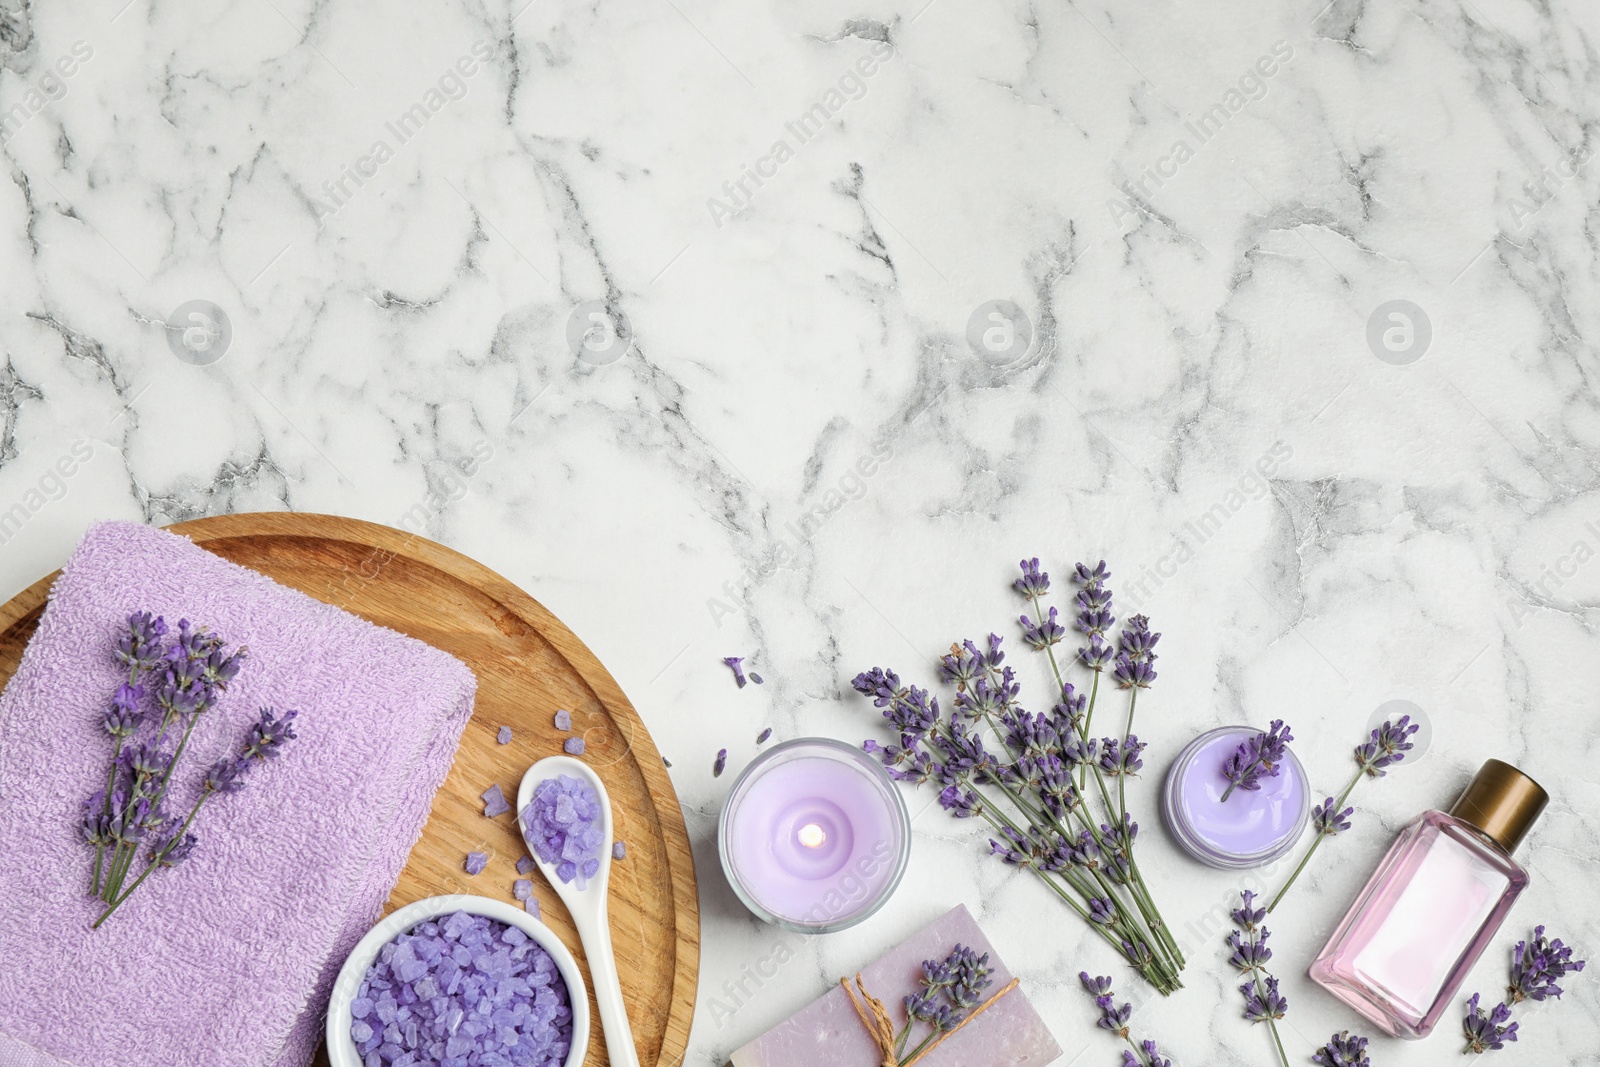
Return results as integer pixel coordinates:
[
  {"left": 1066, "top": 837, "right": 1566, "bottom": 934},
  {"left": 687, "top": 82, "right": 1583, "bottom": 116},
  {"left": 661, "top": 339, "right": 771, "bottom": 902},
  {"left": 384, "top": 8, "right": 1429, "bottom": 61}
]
[{"left": 719, "top": 738, "right": 911, "bottom": 933}]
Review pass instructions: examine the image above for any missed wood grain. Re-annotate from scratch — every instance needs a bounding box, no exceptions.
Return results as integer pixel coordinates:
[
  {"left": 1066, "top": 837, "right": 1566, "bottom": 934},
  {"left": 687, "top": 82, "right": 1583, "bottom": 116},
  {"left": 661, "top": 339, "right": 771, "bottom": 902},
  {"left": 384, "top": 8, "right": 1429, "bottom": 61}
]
[{"left": 0, "top": 513, "right": 699, "bottom": 1067}]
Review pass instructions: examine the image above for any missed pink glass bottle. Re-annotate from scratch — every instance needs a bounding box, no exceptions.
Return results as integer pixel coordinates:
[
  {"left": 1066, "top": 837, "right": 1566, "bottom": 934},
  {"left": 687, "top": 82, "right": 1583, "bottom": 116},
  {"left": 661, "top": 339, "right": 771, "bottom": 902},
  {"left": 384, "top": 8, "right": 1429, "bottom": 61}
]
[{"left": 1310, "top": 759, "right": 1548, "bottom": 1038}]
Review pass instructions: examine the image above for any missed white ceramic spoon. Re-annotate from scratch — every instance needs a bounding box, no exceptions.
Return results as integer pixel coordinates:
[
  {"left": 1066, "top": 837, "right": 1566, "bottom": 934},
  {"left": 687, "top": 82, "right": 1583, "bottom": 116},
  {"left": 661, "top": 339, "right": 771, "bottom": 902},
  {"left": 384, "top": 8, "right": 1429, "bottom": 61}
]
[{"left": 517, "top": 755, "right": 639, "bottom": 1067}]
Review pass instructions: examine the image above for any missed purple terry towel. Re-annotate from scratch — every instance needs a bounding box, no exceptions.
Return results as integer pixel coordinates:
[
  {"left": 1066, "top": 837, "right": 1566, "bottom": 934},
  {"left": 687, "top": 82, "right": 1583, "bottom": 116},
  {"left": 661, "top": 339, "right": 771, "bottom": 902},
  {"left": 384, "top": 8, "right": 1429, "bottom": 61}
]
[{"left": 0, "top": 520, "right": 478, "bottom": 1067}]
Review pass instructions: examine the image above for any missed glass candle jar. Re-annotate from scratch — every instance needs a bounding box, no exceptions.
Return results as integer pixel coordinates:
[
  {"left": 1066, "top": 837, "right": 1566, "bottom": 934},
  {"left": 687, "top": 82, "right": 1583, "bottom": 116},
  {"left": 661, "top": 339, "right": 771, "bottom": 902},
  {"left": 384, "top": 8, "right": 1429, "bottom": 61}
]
[
  {"left": 1162, "top": 725, "right": 1310, "bottom": 869},
  {"left": 718, "top": 737, "right": 911, "bottom": 933}
]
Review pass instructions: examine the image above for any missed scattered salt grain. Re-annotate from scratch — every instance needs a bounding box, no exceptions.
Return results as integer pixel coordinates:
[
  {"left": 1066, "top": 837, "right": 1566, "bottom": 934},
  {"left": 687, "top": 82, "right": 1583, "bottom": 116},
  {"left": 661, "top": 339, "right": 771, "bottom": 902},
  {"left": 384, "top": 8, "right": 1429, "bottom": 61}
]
[
  {"left": 714, "top": 748, "right": 728, "bottom": 777},
  {"left": 520, "top": 774, "right": 605, "bottom": 889},
  {"left": 464, "top": 851, "right": 488, "bottom": 876},
  {"left": 563, "top": 737, "right": 585, "bottom": 756},
  {"left": 481, "top": 783, "right": 511, "bottom": 818},
  {"left": 349, "top": 910, "right": 572, "bottom": 1065},
  {"left": 517, "top": 855, "right": 535, "bottom": 876},
  {"left": 497, "top": 725, "right": 512, "bottom": 745},
  {"left": 553, "top": 709, "right": 572, "bottom": 731},
  {"left": 513, "top": 878, "right": 533, "bottom": 901},
  {"left": 525, "top": 897, "right": 541, "bottom": 919},
  {"left": 612, "top": 841, "right": 626, "bottom": 861}
]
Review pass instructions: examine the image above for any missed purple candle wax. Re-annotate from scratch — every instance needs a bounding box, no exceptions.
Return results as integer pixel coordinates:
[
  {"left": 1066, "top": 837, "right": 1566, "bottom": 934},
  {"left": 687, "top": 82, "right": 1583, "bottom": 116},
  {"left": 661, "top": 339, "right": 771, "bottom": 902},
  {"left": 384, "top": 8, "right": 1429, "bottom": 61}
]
[
  {"left": 719, "top": 738, "right": 910, "bottom": 933},
  {"left": 1162, "top": 725, "right": 1310, "bottom": 869}
]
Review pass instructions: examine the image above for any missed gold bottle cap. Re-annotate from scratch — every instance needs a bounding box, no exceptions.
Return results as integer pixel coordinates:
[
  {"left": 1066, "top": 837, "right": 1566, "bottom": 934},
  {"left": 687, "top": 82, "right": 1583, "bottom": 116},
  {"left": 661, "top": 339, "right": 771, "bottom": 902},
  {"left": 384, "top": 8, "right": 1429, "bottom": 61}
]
[{"left": 1448, "top": 759, "right": 1548, "bottom": 854}]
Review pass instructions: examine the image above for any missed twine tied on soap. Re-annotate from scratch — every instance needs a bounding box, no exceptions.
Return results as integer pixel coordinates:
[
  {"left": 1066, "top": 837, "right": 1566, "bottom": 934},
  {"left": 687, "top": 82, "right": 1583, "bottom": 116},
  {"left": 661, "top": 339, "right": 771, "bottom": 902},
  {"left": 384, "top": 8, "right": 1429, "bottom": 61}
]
[{"left": 839, "top": 972, "right": 1021, "bottom": 1067}]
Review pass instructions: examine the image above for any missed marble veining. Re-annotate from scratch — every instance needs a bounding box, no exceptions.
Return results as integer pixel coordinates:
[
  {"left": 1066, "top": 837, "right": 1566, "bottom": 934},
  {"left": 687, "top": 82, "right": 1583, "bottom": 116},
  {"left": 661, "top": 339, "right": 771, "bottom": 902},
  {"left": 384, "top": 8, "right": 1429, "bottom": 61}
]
[{"left": 2, "top": 0, "right": 1598, "bottom": 1064}]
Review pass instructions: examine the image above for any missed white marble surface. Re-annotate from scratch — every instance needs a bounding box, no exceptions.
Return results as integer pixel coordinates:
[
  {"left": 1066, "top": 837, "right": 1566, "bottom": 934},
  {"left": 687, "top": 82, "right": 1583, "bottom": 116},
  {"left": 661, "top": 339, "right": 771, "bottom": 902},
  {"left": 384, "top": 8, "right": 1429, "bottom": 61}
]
[{"left": 2, "top": 0, "right": 1597, "bottom": 1064}]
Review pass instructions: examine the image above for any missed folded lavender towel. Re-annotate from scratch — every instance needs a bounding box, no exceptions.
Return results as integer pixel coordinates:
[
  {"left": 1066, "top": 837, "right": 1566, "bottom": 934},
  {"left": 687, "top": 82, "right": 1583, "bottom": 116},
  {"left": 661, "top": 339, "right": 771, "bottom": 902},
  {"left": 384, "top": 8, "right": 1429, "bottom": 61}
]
[{"left": 0, "top": 520, "right": 478, "bottom": 1067}]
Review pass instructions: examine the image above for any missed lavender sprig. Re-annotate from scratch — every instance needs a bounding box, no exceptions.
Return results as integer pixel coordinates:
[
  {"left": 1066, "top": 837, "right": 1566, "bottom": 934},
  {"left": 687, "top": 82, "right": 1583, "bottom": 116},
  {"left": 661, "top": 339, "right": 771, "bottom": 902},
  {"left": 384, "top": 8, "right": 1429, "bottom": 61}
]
[
  {"left": 93, "top": 706, "right": 298, "bottom": 928},
  {"left": 1226, "top": 891, "right": 1291, "bottom": 1067},
  {"left": 1078, "top": 972, "right": 1174, "bottom": 1066},
  {"left": 1219, "top": 720, "right": 1293, "bottom": 802},
  {"left": 856, "top": 559, "right": 1183, "bottom": 995},
  {"left": 891, "top": 945, "right": 995, "bottom": 1063},
  {"left": 1508, "top": 925, "right": 1586, "bottom": 1004},
  {"left": 1266, "top": 715, "right": 1419, "bottom": 912},
  {"left": 1460, "top": 926, "right": 1586, "bottom": 1053}
]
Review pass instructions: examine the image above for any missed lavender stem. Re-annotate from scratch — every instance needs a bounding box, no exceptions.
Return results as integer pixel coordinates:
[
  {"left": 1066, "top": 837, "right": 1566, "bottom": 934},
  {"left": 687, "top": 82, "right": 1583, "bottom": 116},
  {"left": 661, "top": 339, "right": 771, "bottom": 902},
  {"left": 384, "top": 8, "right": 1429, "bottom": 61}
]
[{"left": 1266, "top": 764, "right": 1364, "bottom": 913}]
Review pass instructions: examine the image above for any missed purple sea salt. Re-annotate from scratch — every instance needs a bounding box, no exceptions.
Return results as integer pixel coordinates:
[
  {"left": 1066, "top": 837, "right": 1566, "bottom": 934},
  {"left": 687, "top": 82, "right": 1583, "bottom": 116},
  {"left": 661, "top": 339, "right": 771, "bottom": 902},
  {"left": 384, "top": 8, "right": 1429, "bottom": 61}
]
[
  {"left": 521, "top": 775, "right": 606, "bottom": 889},
  {"left": 498, "top": 725, "right": 513, "bottom": 745},
  {"left": 553, "top": 709, "right": 572, "bottom": 731},
  {"left": 513, "top": 878, "right": 533, "bottom": 901},
  {"left": 517, "top": 855, "right": 535, "bottom": 876},
  {"left": 481, "top": 783, "right": 512, "bottom": 818},
  {"left": 464, "top": 851, "right": 488, "bottom": 876},
  {"left": 612, "top": 841, "right": 626, "bottom": 861},
  {"left": 349, "top": 910, "right": 573, "bottom": 1066},
  {"left": 525, "top": 897, "right": 541, "bottom": 919},
  {"left": 563, "top": 737, "right": 585, "bottom": 756}
]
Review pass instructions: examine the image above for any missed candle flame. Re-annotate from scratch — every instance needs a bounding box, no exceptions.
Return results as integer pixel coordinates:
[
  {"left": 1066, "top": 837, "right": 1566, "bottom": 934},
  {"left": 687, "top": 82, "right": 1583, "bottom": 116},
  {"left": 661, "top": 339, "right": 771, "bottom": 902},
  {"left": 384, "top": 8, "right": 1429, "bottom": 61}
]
[{"left": 798, "top": 823, "right": 826, "bottom": 849}]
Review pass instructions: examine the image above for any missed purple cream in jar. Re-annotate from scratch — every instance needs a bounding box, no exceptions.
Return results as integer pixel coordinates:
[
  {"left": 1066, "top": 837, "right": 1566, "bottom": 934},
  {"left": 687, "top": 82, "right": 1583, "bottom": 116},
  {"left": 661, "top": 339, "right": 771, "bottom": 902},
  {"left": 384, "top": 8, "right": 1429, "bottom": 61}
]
[{"left": 1162, "top": 725, "right": 1309, "bottom": 869}]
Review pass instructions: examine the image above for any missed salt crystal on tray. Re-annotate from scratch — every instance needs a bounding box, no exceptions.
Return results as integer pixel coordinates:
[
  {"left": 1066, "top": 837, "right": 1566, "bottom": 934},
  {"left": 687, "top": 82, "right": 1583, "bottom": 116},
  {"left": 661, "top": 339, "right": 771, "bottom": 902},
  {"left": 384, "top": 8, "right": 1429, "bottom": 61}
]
[
  {"left": 521, "top": 774, "right": 605, "bottom": 887},
  {"left": 729, "top": 904, "right": 1061, "bottom": 1067}
]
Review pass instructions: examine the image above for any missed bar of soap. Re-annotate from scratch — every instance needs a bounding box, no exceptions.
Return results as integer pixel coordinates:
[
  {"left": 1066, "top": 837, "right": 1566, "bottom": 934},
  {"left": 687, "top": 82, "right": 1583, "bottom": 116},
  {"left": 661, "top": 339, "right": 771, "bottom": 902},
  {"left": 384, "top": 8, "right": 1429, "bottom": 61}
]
[{"left": 729, "top": 904, "right": 1061, "bottom": 1067}]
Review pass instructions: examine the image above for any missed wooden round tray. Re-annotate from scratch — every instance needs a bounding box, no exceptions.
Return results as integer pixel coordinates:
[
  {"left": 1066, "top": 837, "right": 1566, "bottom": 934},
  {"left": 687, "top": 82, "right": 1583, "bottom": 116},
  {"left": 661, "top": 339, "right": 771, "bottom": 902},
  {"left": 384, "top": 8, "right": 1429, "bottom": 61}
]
[{"left": 0, "top": 513, "right": 698, "bottom": 1067}]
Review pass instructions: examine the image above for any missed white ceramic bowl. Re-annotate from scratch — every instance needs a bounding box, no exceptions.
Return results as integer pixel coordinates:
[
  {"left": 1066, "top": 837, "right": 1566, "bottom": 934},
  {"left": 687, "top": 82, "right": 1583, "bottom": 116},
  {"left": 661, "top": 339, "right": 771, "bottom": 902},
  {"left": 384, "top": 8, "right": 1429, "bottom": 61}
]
[{"left": 325, "top": 894, "right": 590, "bottom": 1067}]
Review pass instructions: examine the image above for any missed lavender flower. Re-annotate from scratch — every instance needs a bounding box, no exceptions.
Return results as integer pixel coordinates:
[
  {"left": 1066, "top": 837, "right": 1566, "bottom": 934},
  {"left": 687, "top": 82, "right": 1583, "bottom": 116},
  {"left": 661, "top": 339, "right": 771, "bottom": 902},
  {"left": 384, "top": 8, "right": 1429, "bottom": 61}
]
[
  {"left": 1111, "top": 655, "right": 1156, "bottom": 689},
  {"left": 1267, "top": 714, "right": 1420, "bottom": 913},
  {"left": 101, "top": 685, "right": 144, "bottom": 738},
  {"left": 1220, "top": 720, "right": 1293, "bottom": 801},
  {"left": 1462, "top": 993, "right": 1518, "bottom": 1053},
  {"left": 1508, "top": 925, "right": 1586, "bottom": 1003},
  {"left": 1019, "top": 606, "right": 1066, "bottom": 649},
  {"left": 1312, "top": 796, "right": 1353, "bottom": 835},
  {"left": 1014, "top": 557, "right": 1050, "bottom": 598},
  {"left": 153, "top": 831, "right": 198, "bottom": 868},
  {"left": 1078, "top": 972, "right": 1169, "bottom": 1065},
  {"left": 240, "top": 708, "right": 298, "bottom": 762},
  {"left": 756, "top": 727, "right": 772, "bottom": 744},
  {"left": 713, "top": 748, "right": 728, "bottom": 777},
  {"left": 722, "top": 656, "right": 747, "bottom": 687},
  {"left": 1354, "top": 715, "right": 1420, "bottom": 777},
  {"left": 1312, "top": 1030, "right": 1371, "bottom": 1067},
  {"left": 113, "top": 612, "right": 168, "bottom": 673}
]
